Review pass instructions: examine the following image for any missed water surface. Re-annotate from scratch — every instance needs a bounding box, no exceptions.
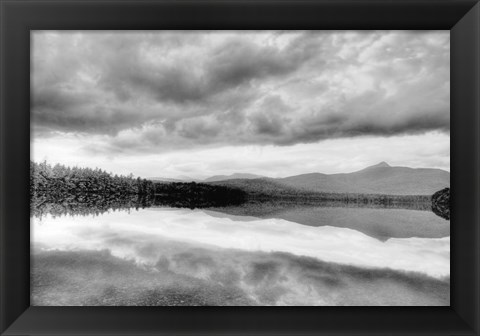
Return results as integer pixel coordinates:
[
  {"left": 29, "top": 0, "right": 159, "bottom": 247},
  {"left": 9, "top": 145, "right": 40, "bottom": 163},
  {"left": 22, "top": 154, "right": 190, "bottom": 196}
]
[{"left": 31, "top": 200, "right": 450, "bottom": 306}]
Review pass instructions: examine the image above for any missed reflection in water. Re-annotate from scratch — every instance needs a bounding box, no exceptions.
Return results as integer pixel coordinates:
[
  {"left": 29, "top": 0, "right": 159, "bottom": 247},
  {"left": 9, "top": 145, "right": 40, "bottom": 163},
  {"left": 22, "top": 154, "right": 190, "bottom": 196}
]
[
  {"left": 31, "top": 193, "right": 153, "bottom": 219},
  {"left": 31, "top": 195, "right": 450, "bottom": 306},
  {"left": 32, "top": 208, "right": 449, "bottom": 278},
  {"left": 31, "top": 192, "right": 436, "bottom": 218},
  {"left": 206, "top": 206, "right": 449, "bottom": 241},
  {"left": 32, "top": 247, "right": 449, "bottom": 306},
  {"left": 31, "top": 194, "right": 448, "bottom": 241}
]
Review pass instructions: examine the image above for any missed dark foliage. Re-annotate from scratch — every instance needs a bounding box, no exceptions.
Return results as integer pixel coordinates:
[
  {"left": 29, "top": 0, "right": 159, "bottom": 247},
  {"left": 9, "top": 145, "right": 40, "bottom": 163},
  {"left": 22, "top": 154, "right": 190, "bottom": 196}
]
[
  {"left": 431, "top": 187, "right": 450, "bottom": 220},
  {"left": 31, "top": 160, "right": 155, "bottom": 196},
  {"left": 31, "top": 193, "right": 153, "bottom": 219},
  {"left": 154, "top": 182, "right": 247, "bottom": 208},
  {"left": 30, "top": 183, "right": 248, "bottom": 219}
]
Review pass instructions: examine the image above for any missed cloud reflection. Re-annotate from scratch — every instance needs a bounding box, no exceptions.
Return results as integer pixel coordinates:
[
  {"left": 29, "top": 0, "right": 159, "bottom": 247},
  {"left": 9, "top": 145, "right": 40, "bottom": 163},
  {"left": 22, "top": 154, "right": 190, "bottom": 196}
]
[{"left": 31, "top": 207, "right": 449, "bottom": 279}]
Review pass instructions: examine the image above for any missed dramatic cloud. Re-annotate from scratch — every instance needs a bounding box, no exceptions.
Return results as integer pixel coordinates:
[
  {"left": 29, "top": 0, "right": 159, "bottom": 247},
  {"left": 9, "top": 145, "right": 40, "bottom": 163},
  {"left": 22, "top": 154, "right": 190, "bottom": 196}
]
[
  {"left": 32, "top": 31, "right": 449, "bottom": 150},
  {"left": 31, "top": 31, "right": 449, "bottom": 177}
]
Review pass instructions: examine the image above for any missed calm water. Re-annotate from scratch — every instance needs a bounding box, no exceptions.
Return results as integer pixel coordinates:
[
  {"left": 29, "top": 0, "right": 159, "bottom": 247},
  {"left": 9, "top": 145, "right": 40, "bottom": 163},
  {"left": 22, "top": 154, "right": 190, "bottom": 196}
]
[{"left": 31, "top": 200, "right": 450, "bottom": 306}]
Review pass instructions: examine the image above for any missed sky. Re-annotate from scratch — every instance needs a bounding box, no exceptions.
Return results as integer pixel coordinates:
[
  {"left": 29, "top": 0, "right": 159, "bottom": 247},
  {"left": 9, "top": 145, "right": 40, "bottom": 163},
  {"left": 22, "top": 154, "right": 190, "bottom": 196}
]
[{"left": 31, "top": 31, "right": 450, "bottom": 179}]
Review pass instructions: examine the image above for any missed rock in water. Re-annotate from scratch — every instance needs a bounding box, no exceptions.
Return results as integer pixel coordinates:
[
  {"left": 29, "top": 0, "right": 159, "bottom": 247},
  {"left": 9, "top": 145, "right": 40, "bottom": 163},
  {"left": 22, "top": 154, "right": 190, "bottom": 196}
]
[{"left": 432, "top": 187, "right": 450, "bottom": 220}]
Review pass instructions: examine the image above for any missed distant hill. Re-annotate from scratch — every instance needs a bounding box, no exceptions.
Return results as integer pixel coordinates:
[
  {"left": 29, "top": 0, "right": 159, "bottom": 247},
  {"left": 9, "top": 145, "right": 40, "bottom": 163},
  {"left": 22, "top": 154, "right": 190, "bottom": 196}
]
[
  {"left": 208, "top": 178, "right": 301, "bottom": 197},
  {"left": 209, "top": 162, "right": 449, "bottom": 196},
  {"left": 203, "top": 173, "right": 265, "bottom": 182},
  {"left": 149, "top": 177, "right": 185, "bottom": 183},
  {"left": 149, "top": 175, "right": 199, "bottom": 183},
  {"left": 150, "top": 173, "right": 264, "bottom": 183},
  {"left": 277, "top": 162, "right": 449, "bottom": 195}
]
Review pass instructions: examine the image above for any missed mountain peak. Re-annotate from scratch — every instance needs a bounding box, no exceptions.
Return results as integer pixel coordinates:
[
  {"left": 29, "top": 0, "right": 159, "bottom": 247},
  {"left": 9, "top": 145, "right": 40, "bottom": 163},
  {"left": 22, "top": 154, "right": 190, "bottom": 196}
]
[
  {"left": 362, "top": 161, "right": 391, "bottom": 170},
  {"left": 374, "top": 161, "right": 391, "bottom": 168}
]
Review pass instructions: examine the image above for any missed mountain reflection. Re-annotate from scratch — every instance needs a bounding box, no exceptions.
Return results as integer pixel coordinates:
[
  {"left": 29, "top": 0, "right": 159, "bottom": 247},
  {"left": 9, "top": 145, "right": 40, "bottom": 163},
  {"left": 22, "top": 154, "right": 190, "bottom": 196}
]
[
  {"left": 31, "top": 192, "right": 435, "bottom": 219},
  {"left": 31, "top": 193, "right": 448, "bottom": 241}
]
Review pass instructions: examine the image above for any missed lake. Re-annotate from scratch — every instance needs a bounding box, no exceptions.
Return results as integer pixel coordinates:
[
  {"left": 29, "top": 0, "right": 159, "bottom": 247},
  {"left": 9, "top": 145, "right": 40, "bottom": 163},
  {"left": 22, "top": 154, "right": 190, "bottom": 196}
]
[{"left": 31, "top": 199, "right": 450, "bottom": 306}]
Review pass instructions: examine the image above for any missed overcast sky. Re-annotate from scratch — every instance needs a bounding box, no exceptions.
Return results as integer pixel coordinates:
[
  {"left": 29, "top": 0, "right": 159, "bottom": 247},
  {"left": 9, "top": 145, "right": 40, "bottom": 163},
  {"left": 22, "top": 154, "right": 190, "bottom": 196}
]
[{"left": 31, "top": 31, "right": 450, "bottom": 179}]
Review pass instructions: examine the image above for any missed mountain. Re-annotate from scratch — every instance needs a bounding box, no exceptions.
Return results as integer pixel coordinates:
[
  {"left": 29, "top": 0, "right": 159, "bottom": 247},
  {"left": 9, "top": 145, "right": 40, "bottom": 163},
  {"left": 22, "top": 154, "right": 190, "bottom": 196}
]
[
  {"left": 149, "top": 175, "right": 198, "bottom": 183},
  {"left": 209, "top": 162, "right": 449, "bottom": 196},
  {"left": 208, "top": 177, "right": 301, "bottom": 197},
  {"left": 363, "top": 161, "right": 391, "bottom": 169},
  {"left": 155, "top": 162, "right": 449, "bottom": 196},
  {"left": 277, "top": 162, "right": 449, "bottom": 195},
  {"left": 149, "top": 177, "right": 185, "bottom": 183},
  {"left": 150, "top": 173, "right": 263, "bottom": 183},
  {"left": 204, "top": 173, "right": 265, "bottom": 182}
]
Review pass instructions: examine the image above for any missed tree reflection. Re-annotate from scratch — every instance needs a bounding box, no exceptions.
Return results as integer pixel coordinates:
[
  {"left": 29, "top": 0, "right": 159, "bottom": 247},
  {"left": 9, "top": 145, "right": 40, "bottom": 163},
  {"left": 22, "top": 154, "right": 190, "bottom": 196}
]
[
  {"left": 31, "top": 193, "right": 153, "bottom": 219},
  {"left": 31, "top": 192, "right": 434, "bottom": 220}
]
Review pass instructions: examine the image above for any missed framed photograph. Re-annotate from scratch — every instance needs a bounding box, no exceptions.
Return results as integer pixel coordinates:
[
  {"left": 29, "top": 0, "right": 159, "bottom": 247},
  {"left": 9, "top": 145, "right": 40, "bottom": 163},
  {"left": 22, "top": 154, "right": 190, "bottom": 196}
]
[{"left": 1, "top": 0, "right": 479, "bottom": 335}]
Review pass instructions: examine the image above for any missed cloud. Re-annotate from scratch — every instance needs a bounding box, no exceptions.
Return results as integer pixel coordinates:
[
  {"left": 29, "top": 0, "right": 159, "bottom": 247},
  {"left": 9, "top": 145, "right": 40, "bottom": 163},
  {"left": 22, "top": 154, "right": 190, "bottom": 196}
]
[
  {"left": 32, "top": 30, "right": 450, "bottom": 152},
  {"left": 32, "top": 131, "right": 450, "bottom": 179}
]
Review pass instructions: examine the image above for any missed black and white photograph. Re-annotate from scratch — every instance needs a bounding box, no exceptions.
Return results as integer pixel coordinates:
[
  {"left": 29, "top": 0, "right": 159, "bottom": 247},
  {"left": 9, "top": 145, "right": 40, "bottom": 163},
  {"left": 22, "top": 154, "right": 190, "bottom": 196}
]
[{"left": 30, "top": 30, "right": 450, "bottom": 306}]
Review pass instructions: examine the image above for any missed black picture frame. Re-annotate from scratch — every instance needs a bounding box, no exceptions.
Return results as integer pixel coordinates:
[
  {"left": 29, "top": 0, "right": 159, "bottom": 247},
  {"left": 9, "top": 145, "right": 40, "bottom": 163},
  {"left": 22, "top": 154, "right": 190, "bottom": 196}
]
[{"left": 1, "top": 0, "right": 479, "bottom": 335}]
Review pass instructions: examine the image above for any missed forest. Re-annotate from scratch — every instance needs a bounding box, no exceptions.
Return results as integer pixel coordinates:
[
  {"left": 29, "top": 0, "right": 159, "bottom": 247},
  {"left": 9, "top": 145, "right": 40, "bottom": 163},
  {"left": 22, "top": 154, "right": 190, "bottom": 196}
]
[
  {"left": 155, "top": 182, "right": 247, "bottom": 207},
  {"left": 31, "top": 161, "right": 155, "bottom": 196},
  {"left": 30, "top": 161, "right": 248, "bottom": 213}
]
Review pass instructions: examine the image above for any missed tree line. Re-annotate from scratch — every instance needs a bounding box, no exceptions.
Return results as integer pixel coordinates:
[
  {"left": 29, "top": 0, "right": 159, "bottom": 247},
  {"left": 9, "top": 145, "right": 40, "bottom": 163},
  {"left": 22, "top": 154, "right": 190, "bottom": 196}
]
[
  {"left": 30, "top": 161, "right": 249, "bottom": 212},
  {"left": 30, "top": 161, "right": 155, "bottom": 196},
  {"left": 155, "top": 182, "right": 247, "bottom": 208}
]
